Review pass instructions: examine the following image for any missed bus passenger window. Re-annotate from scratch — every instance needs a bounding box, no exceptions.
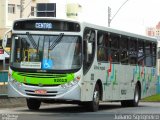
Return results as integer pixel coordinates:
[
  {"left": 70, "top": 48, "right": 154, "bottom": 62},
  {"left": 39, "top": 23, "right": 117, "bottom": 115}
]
[
  {"left": 120, "top": 36, "right": 129, "bottom": 64},
  {"left": 110, "top": 33, "right": 120, "bottom": 63},
  {"left": 138, "top": 40, "right": 144, "bottom": 66},
  {"left": 152, "top": 43, "right": 156, "bottom": 66},
  {"left": 97, "top": 31, "right": 108, "bottom": 61},
  {"left": 145, "top": 42, "right": 152, "bottom": 67},
  {"left": 129, "top": 38, "right": 137, "bottom": 65}
]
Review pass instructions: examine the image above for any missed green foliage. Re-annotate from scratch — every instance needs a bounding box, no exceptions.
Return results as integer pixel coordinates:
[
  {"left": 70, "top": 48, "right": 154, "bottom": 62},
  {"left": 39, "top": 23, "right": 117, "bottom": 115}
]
[{"left": 141, "top": 94, "right": 160, "bottom": 102}]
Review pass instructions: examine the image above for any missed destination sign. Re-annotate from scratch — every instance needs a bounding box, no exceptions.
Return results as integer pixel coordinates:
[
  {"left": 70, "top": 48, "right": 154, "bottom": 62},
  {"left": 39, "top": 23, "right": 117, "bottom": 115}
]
[
  {"left": 13, "top": 19, "right": 80, "bottom": 32},
  {"left": 35, "top": 23, "right": 53, "bottom": 29}
]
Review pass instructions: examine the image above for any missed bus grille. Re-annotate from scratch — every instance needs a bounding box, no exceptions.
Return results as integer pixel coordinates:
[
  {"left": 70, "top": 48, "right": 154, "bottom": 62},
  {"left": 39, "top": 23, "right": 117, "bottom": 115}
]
[
  {"left": 24, "top": 83, "right": 60, "bottom": 87},
  {"left": 17, "top": 72, "right": 67, "bottom": 78}
]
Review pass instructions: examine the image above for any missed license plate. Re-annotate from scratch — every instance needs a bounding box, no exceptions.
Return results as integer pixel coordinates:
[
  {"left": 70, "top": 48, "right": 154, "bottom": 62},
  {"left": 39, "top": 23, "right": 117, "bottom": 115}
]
[{"left": 35, "top": 89, "right": 47, "bottom": 94}]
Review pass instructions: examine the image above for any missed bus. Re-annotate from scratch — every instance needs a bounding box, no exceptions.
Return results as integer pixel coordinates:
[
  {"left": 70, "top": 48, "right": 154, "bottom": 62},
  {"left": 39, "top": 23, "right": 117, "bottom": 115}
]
[{"left": 3, "top": 18, "right": 157, "bottom": 112}]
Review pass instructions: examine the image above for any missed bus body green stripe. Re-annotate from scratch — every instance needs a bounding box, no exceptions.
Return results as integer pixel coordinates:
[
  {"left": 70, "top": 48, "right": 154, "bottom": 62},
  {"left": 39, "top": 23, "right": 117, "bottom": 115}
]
[{"left": 12, "top": 71, "right": 75, "bottom": 85}]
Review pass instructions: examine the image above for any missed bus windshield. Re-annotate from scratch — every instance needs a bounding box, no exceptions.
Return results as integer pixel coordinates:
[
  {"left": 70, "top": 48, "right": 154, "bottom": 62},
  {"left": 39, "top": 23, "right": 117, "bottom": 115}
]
[{"left": 10, "top": 34, "right": 82, "bottom": 70}]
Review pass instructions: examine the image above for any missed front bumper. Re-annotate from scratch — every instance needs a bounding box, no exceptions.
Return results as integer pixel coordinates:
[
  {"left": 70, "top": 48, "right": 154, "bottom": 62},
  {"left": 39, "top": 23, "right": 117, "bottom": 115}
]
[{"left": 8, "top": 81, "right": 81, "bottom": 101}]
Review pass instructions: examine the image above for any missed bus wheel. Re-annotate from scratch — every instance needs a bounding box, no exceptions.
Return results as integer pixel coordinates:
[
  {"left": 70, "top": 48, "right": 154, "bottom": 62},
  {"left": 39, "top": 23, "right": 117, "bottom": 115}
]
[
  {"left": 121, "top": 85, "right": 140, "bottom": 107},
  {"left": 88, "top": 84, "right": 100, "bottom": 112},
  {"left": 26, "top": 98, "right": 41, "bottom": 110},
  {"left": 130, "top": 85, "right": 140, "bottom": 107}
]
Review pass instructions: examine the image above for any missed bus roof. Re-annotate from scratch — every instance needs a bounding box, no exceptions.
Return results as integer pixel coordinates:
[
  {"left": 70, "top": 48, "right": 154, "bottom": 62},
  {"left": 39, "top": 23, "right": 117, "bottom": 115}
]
[
  {"left": 12, "top": 17, "right": 157, "bottom": 42},
  {"left": 81, "top": 21, "right": 157, "bottom": 42}
]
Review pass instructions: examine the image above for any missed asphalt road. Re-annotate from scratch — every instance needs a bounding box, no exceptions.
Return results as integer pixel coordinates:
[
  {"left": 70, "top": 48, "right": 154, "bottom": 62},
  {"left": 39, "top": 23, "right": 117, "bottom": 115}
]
[{"left": 0, "top": 102, "right": 160, "bottom": 120}]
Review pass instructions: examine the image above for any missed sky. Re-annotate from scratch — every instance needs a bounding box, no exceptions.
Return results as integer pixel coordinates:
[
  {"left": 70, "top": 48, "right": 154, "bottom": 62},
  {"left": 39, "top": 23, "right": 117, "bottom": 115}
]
[{"left": 50, "top": 0, "right": 160, "bottom": 35}]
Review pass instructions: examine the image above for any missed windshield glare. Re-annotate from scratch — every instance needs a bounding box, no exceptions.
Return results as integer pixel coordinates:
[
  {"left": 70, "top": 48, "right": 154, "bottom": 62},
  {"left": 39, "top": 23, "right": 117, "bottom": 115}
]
[{"left": 11, "top": 34, "right": 82, "bottom": 70}]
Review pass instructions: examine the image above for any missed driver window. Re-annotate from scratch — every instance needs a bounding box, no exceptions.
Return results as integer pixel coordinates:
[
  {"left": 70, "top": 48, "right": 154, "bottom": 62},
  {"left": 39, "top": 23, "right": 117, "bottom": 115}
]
[{"left": 83, "top": 28, "right": 95, "bottom": 74}]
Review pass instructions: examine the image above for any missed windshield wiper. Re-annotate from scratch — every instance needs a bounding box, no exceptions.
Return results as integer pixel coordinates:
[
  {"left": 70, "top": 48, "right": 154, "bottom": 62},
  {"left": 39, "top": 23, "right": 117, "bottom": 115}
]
[
  {"left": 26, "top": 32, "right": 38, "bottom": 49},
  {"left": 48, "top": 37, "right": 51, "bottom": 59},
  {"left": 49, "top": 33, "right": 64, "bottom": 50}
]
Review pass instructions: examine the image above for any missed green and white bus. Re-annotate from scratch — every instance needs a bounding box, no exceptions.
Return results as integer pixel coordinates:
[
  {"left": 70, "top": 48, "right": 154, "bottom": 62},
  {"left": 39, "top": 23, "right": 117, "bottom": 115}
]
[{"left": 3, "top": 18, "right": 157, "bottom": 111}]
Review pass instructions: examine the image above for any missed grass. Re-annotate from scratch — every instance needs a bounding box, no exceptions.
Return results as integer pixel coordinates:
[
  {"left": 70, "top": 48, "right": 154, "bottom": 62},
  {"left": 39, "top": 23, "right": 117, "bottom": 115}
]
[{"left": 141, "top": 94, "right": 160, "bottom": 102}]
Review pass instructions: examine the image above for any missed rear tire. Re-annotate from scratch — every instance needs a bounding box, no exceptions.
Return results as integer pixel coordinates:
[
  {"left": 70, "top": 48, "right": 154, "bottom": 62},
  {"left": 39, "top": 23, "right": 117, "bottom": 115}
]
[
  {"left": 88, "top": 84, "right": 100, "bottom": 112},
  {"left": 130, "top": 85, "right": 140, "bottom": 107},
  {"left": 26, "top": 98, "right": 41, "bottom": 110},
  {"left": 121, "top": 85, "right": 140, "bottom": 107}
]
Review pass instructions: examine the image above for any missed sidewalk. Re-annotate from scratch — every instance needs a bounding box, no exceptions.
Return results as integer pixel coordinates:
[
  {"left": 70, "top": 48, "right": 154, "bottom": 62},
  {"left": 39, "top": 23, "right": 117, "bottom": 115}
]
[{"left": 0, "top": 97, "right": 26, "bottom": 108}]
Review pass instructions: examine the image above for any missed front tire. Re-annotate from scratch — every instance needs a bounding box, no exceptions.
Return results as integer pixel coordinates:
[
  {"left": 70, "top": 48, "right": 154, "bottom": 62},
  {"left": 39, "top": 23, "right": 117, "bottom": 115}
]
[
  {"left": 26, "top": 98, "right": 41, "bottom": 110},
  {"left": 88, "top": 84, "right": 100, "bottom": 112}
]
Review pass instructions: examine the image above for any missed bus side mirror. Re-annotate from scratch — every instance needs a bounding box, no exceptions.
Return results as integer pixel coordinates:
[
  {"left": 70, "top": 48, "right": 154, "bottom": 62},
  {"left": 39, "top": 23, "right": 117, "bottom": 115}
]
[
  {"left": 2, "top": 34, "right": 7, "bottom": 49},
  {"left": 87, "top": 43, "right": 92, "bottom": 54},
  {"left": 84, "top": 41, "right": 93, "bottom": 63}
]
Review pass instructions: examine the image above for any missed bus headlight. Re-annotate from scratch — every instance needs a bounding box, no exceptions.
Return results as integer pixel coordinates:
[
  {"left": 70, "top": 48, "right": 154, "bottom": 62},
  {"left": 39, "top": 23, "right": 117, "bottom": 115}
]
[
  {"left": 60, "top": 75, "right": 81, "bottom": 88},
  {"left": 9, "top": 73, "right": 22, "bottom": 87}
]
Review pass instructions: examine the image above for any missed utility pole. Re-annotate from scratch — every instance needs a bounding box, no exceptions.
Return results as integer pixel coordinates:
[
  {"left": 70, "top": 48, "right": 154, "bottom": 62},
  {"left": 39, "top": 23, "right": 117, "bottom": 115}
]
[
  {"left": 20, "top": 0, "right": 25, "bottom": 18},
  {"left": 108, "top": 0, "right": 129, "bottom": 27},
  {"left": 108, "top": 6, "right": 111, "bottom": 27}
]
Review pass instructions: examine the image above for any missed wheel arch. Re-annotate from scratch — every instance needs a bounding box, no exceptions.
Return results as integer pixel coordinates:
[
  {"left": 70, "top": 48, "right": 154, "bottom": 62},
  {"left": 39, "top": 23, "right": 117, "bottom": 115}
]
[{"left": 96, "top": 79, "right": 103, "bottom": 100}]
